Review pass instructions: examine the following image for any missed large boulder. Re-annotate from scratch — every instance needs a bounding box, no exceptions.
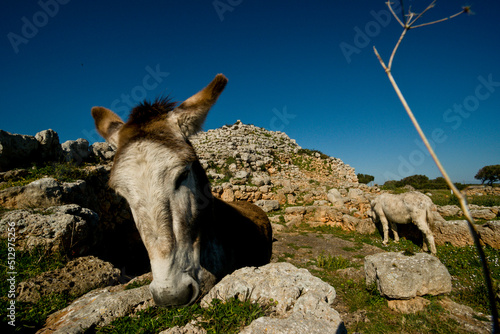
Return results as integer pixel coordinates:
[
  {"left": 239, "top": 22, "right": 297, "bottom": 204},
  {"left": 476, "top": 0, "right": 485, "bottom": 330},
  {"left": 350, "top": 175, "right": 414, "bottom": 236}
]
[
  {"left": 432, "top": 220, "right": 474, "bottom": 247},
  {"left": 35, "top": 129, "right": 63, "bottom": 161},
  {"left": 201, "top": 262, "right": 346, "bottom": 333},
  {"left": 61, "top": 138, "right": 91, "bottom": 164},
  {"left": 17, "top": 256, "right": 121, "bottom": 303},
  {"left": 0, "top": 204, "right": 99, "bottom": 256},
  {"left": 432, "top": 220, "right": 500, "bottom": 249},
  {"left": 0, "top": 130, "right": 39, "bottom": 171},
  {"left": 364, "top": 252, "right": 452, "bottom": 300},
  {"left": 38, "top": 285, "right": 153, "bottom": 334},
  {"left": 478, "top": 221, "right": 500, "bottom": 249},
  {"left": 0, "top": 177, "right": 63, "bottom": 208}
]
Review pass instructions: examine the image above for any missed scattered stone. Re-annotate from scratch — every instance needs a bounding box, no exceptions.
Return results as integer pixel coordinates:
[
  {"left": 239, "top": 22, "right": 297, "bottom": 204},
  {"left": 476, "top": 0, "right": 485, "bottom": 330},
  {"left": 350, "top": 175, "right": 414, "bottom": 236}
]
[
  {"left": 254, "top": 199, "right": 280, "bottom": 213},
  {"left": 327, "top": 188, "right": 344, "bottom": 206},
  {"left": 438, "top": 205, "right": 462, "bottom": 217},
  {"left": 470, "top": 207, "right": 497, "bottom": 220},
  {"left": 387, "top": 297, "right": 430, "bottom": 314},
  {"left": 438, "top": 297, "right": 491, "bottom": 334},
  {"left": 364, "top": 252, "right": 452, "bottom": 300}
]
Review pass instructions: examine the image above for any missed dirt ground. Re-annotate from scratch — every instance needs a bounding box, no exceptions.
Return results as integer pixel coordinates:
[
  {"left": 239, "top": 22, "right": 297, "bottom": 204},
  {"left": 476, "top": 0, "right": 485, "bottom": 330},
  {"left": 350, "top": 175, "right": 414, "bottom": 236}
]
[{"left": 270, "top": 230, "right": 386, "bottom": 328}]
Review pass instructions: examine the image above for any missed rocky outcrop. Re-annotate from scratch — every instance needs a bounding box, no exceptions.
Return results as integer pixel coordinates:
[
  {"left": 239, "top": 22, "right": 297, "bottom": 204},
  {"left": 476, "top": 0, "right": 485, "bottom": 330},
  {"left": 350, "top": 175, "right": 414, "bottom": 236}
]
[
  {"left": 191, "top": 121, "right": 359, "bottom": 207},
  {"left": 0, "top": 130, "right": 40, "bottom": 171},
  {"left": 61, "top": 139, "right": 92, "bottom": 165},
  {"left": 0, "top": 204, "right": 99, "bottom": 256},
  {"left": 17, "top": 256, "right": 121, "bottom": 303},
  {"left": 201, "top": 262, "right": 346, "bottom": 334},
  {"left": 364, "top": 252, "right": 452, "bottom": 300},
  {"left": 0, "top": 129, "right": 63, "bottom": 171}
]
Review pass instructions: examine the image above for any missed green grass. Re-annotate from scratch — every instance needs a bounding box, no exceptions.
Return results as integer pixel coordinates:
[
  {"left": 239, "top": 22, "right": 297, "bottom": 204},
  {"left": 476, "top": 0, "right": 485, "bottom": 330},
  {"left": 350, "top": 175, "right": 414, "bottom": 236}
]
[
  {"left": 96, "top": 297, "right": 272, "bottom": 334},
  {"left": 315, "top": 253, "right": 355, "bottom": 271},
  {"left": 0, "top": 163, "right": 88, "bottom": 191},
  {"left": 301, "top": 223, "right": 500, "bottom": 316},
  {"left": 0, "top": 239, "right": 70, "bottom": 332}
]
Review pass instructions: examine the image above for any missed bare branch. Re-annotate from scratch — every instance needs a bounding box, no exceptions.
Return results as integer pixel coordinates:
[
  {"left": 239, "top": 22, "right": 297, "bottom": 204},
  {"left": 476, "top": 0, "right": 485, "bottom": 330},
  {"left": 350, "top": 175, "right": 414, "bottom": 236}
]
[
  {"left": 407, "top": 0, "right": 436, "bottom": 27},
  {"left": 411, "top": 8, "right": 468, "bottom": 28},
  {"left": 399, "top": 0, "right": 406, "bottom": 25},
  {"left": 387, "top": 28, "right": 409, "bottom": 70},
  {"left": 373, "top": 46, "right": 388, "bottom": 72},
  {"left": 386, "top": 1, "right": 405, "bottom": 27}
]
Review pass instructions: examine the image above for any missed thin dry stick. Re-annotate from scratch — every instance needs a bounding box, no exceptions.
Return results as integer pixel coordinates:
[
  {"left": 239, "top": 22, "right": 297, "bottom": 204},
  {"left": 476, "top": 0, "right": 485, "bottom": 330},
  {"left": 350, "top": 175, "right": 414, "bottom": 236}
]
[{"left": 375, "top": 2, "right": 498, "bottom": 332}]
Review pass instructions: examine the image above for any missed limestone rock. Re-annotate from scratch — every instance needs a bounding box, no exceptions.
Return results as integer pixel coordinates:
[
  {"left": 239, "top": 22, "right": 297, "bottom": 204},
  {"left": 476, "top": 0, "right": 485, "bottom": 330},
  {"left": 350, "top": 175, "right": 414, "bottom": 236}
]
[
  {"left": 38, "top": 285, "right": 153, "bottom": 334},
  {"left": 438, "top": 297, "right": 491, "bottom": 334},
  {"left": 159, "top": 323, "right": 207, "bottom": 334},
  {"left": 478, "top": 221, "right": 500, "bottom": 248},
  {"left": 0, "top": 130, "right": 39, "bottom": 171},
  {"left": 62, "top": 138, "right": 91, "bottom": 164},
  {"left": 470, "top": 207, "right": 497, "bottom": 220},
  {"left": 35, "top": 129, "right": 63, "bottom": 161},
  {"left": 432, "top": 220, "right": 473, "bottom": 247},
  {"left": 91, "top": 142, "right": 116, "bottom": 161},
  {"left": 327, "top": 188, "right": 344, "bottom": 206},
  {"left": 364, "top": 252, "right": 451, "bottom": 300},
  {"left": 0, "top": 204, "right": 99, "bottom": 256},
  {"left": 437, "top": 205, "right": 462, "bottom": 217},
  {"left": 254, "top": 199, "right": 280, "bottom": 213},
  {"left": 201, "top": 262, "right": 345, "bottom": 333},
  {"left": 17, "top": 256, "right": 120, "bottom": 303},
  {"left": 0, "top": 177, "right": 63, "bottom": 209},
  {"left": 387, "top": 297, "right": 430, "bottom": 314}
]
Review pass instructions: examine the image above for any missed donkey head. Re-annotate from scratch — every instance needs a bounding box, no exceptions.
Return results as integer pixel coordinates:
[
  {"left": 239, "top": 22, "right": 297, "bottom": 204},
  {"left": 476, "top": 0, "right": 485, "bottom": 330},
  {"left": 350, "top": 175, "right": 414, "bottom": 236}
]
[{"left": 91, "top": 74, "right": 227, "bottom": 306}]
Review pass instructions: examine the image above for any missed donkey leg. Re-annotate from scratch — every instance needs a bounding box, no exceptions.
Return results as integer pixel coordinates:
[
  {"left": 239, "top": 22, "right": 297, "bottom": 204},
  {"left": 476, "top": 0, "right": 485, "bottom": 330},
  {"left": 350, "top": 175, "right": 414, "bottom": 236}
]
[
  {"left": 390, "top": 222, "right": 399, "bottom": 243},
  {"left": 425, "top": 232, "right": 437, "bottom": 255},
  {"left": 380, "top": 215, "right": 390, "bottom": 245},
  {"left": 415, "top": 219, "right": 436, "bottom": 255}
]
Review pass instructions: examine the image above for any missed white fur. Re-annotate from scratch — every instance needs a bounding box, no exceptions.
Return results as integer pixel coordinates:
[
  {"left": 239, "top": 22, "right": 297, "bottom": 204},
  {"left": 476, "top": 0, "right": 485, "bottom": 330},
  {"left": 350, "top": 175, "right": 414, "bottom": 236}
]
[
  {"left": 370, "top": 192, "right": 437, "bottom": 254},
  {"left": 110, "top": 140, "right": 202, "bottom": 305}
]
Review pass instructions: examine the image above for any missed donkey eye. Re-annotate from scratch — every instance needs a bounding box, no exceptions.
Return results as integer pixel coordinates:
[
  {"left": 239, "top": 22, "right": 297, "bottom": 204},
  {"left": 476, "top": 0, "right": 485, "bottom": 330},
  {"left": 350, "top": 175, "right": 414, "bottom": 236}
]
[{"left": 175, "top": 170, "right": 190, "bottom": 189}]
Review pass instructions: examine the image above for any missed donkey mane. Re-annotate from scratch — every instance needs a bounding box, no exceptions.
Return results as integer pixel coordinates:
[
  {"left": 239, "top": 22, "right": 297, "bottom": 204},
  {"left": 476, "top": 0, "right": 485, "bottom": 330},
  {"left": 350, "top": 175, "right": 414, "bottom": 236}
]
[{"left": 127, "top": 97, "right": 178, "bottom": 125}]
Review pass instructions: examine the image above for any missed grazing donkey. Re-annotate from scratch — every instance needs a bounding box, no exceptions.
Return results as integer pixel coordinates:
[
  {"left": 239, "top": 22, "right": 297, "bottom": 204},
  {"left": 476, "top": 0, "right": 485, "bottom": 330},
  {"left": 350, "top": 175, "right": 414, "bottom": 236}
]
[
  {"left": 370, "top": 192, "right": 437, "bottom": 254},
  {"left": 91, "top": 74, "right": 272, "bottom": 307}
]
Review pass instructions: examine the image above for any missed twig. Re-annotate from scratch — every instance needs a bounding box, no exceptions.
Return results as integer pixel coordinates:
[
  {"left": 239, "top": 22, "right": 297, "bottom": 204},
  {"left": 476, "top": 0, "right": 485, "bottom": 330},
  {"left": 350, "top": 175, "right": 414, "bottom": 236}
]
[
  {"left": 374, "top": 2, "right": 499, "bottom": 332},
  {"left": 387, "top": 1, "right": 404, "bottom": 27}
]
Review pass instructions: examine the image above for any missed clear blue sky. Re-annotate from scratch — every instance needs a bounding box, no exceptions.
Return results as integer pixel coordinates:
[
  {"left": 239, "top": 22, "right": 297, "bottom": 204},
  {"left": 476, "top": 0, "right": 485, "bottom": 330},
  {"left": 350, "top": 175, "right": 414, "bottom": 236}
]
[{"left": 1, "top": 0, "right": 499, "bottom": 184}]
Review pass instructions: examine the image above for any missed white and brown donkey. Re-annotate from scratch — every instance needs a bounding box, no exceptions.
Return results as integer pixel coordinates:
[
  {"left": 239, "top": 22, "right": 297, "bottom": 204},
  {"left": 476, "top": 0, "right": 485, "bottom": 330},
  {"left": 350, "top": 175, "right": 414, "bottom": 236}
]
[{"left": 92, "top": 74, "right": 272, "bottom": 307}]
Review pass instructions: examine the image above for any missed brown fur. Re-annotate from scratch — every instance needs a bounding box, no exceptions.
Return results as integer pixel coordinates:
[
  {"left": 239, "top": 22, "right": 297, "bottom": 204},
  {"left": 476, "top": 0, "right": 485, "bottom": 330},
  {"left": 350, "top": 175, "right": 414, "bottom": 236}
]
[{"left": 91, "top": 74, "right": 272, "bottom": 306}]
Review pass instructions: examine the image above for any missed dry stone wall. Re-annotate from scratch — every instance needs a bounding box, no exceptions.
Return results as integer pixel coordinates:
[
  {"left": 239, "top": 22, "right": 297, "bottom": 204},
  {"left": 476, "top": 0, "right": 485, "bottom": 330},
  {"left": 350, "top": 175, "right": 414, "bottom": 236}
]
[{"left": 191, "top": 120, "right": 358, "bottom": 205}]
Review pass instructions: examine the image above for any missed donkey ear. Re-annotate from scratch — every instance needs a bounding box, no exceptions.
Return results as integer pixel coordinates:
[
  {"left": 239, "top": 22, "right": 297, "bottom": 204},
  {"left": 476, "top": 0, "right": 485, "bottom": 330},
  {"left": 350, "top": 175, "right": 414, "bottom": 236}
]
[
  {"left": 173, "top": 74, "right": 228, "bottom": 137},
  {"left": 91, "top": 106, "right": 125, "bottom": 148}
]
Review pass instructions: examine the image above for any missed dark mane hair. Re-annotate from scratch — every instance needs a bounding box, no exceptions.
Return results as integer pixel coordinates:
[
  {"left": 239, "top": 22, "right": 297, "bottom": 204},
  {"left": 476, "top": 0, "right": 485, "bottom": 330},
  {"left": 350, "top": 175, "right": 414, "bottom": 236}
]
[{"left": 127, "top": 96, "right": 178, "bottom": 125}]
